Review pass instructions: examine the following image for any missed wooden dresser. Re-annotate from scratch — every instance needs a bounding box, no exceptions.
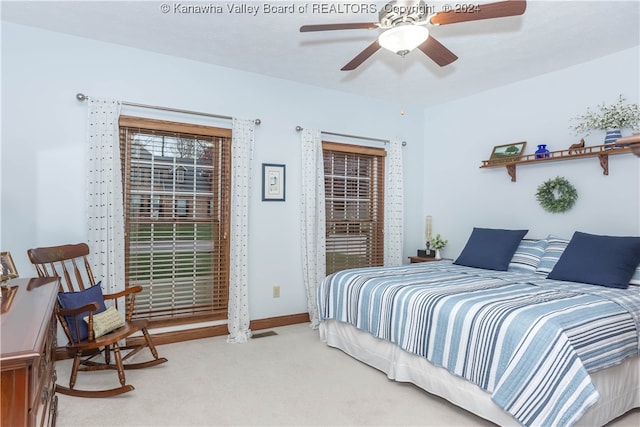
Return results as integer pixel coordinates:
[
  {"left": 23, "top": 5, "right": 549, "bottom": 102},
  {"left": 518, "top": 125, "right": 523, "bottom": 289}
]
[{"left": 1, "top": 277, "right": 59, "bottom": 427}]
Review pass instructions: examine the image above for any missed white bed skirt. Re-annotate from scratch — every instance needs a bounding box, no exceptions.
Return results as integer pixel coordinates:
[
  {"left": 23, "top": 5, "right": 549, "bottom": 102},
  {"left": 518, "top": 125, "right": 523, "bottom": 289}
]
[{"left": 320, "top": 319, "right": 639, "bottom": 426}]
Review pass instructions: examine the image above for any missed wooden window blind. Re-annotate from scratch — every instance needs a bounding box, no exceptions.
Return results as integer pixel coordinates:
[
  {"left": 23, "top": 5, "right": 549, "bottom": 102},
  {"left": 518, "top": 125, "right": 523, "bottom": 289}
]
[
  {"left": 119, "top": 116, "right": 231, "bottom": 326},
  {"left": 323, "top": 141, "right": 386, "bottom": 275}
]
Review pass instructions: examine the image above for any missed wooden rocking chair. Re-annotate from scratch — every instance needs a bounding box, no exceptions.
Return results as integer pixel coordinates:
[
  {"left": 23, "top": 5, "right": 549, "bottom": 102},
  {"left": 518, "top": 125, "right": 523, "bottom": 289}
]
[{"left": 28, "top": 243, "right": 167, "bottom": 398}]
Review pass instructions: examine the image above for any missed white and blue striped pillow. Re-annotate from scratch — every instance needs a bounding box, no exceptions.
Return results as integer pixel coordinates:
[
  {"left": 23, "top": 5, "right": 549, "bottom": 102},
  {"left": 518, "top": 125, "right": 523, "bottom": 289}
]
[
  {"left": 535, "top": 235, "right": 570, "bottom": 276},
  {"left": 508, "top": 239, "right": 548, "bottom": 272}
]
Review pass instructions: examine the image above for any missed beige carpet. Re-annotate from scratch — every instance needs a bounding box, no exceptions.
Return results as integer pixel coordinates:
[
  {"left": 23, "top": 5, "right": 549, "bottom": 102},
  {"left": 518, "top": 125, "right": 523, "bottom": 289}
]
[{"left": 54, "top": 323, "right": 639, "bottom": 426}]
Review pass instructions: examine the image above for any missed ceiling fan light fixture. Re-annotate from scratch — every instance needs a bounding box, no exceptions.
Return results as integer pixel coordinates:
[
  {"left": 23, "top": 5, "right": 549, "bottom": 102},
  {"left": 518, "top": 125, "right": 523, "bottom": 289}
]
[{"left": 378, "top": 25, "right": 429, "bottom": 55}]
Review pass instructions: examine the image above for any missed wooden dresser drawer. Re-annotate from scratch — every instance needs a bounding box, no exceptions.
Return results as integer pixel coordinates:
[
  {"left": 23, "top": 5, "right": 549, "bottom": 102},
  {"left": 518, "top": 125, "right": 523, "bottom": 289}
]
[
  {"left": 30, "top": 310, "right": 58, "bottom": 427},
  {"left": 1, "top": 277, "right": 59, "bottom": 427}
]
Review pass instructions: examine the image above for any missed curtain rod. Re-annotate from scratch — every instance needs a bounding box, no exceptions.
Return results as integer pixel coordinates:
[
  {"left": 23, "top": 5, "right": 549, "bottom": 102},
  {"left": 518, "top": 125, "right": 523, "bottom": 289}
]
[
  {"left": 76, "top": 93, "right": 261, "bottom": 125},
  {"left": 295, "top": 126, "right": 406, "bottom": 146}
]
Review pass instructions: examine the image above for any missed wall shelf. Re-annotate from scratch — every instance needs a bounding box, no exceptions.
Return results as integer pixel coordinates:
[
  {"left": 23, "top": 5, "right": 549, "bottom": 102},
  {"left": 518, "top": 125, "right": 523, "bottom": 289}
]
[
  {"left": 480, "top": 144, "right": 633, "bottom": 182},
  {"left": 615, "top": 134, "right": 640, "bottom": 156}
]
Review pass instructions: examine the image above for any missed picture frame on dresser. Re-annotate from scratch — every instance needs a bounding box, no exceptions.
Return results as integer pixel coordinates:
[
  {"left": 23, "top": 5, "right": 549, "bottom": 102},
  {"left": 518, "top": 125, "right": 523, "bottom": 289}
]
[{"left": 0, "top": 251, "right": 18, "bottom": 281}]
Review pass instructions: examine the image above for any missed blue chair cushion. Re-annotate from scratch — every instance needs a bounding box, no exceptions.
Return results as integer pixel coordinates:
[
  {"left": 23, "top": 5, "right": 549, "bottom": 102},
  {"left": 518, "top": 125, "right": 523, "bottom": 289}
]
[
  {"left": 454, "top": 228, "right": 528, "bottom": 271},
  {"left": 58, "top": 283, "right": 107, "bottom": 342},
  {"left": 547, "top": 232, "right": 640, "bottom": 289}
]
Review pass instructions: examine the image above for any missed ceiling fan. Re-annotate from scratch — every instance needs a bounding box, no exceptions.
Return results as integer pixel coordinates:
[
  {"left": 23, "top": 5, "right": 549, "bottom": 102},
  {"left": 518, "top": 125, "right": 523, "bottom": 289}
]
[{"left": 299, "top": 0, "right": 526, "bottom": 71}]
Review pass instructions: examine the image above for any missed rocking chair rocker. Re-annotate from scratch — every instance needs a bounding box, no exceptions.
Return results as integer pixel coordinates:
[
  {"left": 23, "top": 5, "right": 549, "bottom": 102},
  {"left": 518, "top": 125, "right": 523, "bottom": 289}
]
[{"left": 28, "top": 243, "right": 167, "bottom": 398}]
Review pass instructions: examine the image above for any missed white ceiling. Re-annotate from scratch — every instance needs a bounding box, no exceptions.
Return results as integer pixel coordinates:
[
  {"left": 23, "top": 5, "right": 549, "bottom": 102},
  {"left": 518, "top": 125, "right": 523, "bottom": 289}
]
[{"left": 2, "top": 1, "right": 639, "bottom": 107}]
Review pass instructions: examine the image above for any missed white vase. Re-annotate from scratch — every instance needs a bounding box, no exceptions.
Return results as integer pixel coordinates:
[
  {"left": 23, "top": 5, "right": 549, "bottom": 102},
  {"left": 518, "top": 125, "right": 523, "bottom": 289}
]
[{"left": 435, "top": 249, "right": 441, "bottom": 259}]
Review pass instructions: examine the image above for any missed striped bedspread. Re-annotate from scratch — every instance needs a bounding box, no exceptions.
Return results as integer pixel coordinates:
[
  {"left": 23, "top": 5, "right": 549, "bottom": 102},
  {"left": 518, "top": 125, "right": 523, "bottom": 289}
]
[{"left": 317, "top": 261, "right": 640, "bottom": 426}]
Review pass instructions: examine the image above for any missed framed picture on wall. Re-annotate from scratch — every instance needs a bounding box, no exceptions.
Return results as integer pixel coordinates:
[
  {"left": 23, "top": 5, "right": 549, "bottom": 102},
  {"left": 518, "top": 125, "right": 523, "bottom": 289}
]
[
  {"left": 489, "top": 141, "right": 527, "bottom": 164},
  {"left": 262, "top": 163, "right": 286, "bottom": 201},
  {"left": 1, "top": 251, "right": 19, "bottom": 282}
]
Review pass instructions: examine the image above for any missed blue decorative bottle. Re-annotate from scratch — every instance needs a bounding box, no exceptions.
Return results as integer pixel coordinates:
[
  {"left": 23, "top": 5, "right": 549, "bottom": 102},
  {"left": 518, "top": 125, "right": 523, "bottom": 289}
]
[
  {"left": 535, "top": 144, "right": 550, "bottom": 159},
  {"left": 604, "top": 129, "right": 622, "bottom": 147}
]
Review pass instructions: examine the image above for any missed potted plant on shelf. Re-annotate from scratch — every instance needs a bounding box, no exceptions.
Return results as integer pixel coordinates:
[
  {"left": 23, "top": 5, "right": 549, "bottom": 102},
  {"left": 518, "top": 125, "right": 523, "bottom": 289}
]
[
  {"left": 429, "top": 234, "right": 448, "bottom": 260},
  {"left": 570, "top": 95, "right": 640, "bottom": 145}
]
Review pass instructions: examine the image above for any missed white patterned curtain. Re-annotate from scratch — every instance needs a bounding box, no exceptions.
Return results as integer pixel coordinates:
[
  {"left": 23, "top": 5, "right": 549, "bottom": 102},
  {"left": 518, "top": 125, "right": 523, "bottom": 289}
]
[
  {"left": 86, "top": 98, "right": 125, "bottom": 304},
  {"left": 384, "top": 139, "right": 404, "bottom": 266},
  {"left": 227, "top": 118, "right": 255, "bottom": 343},
  {"left": 300, "top": 128, "right": 325, "bottom": 328}
]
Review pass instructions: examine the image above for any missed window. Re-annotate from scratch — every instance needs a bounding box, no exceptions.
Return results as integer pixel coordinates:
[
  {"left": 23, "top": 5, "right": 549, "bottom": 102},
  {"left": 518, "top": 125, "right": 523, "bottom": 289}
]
[
  {"left": 323, "top": 141, "right": 386, "bottom": 275},
  {"left": 119, "top": 116, "right": 231, "bottom": 326},
  {"left": 175, "top": 166, "right": 186, "bottom": 183},
  {"left": 175, "top": 198, "right": 188, "bottom": 217}
]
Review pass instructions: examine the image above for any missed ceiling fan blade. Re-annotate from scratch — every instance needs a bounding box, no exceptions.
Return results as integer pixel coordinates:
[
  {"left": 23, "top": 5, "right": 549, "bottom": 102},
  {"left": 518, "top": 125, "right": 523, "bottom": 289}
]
[
  {"left": 417, "top": 36, "right": 458, "bottom": 67},
  {"left": 341, "top": 41, "right": 381, "bottom": 71},
  {"left": 430, "top": 0, "right": 526, "bottom": 25},
  {"left": 300, "top": 22, "right": 379, "bottom": 32}
]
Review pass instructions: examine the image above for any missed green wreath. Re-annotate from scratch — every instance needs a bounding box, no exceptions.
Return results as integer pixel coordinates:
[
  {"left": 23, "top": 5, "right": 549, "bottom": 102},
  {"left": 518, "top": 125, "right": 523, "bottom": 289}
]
[{"left": 536, "top": 177, "right": 578, "bottom": 213}]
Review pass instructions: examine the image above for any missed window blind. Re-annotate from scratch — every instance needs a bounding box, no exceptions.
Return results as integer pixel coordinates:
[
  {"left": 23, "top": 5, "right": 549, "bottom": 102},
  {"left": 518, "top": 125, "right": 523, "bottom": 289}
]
[
  {"left": 119, "top": 116, "right": 231, "bottom": 325},
  {"left": 323, "top": 141, "right": 386, "bottom": 275}
]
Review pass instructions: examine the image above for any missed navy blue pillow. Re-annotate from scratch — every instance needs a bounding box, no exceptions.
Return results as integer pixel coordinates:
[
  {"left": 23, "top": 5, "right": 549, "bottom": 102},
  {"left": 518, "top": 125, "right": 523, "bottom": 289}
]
[
  {"left": 58, "top": 283, "right": 107, "bottom": 342},
  {"left": 454, "top": 228, "right": 529, "bottom": 271},
  {"left": 548, "top": 232, "right": 640, "bottom": 289}
]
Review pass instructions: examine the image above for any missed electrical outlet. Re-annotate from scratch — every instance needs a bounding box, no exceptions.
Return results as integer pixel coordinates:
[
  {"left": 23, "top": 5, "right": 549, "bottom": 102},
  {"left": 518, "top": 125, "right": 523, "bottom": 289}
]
[{"left": 273, "top": 286, "right": 280, "bottom": 298}]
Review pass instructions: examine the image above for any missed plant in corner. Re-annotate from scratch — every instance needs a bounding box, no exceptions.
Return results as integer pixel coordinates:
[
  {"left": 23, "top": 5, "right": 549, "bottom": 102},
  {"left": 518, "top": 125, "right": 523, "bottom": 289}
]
[
  {"left": 429, "top": 234, "right": 448, "bottom": 249},
  {"left": 430, "top": 234, "right": 448, "bottom": 259},
  {"left": 570, "top": 95, "right": 640, "bottom": 143}
]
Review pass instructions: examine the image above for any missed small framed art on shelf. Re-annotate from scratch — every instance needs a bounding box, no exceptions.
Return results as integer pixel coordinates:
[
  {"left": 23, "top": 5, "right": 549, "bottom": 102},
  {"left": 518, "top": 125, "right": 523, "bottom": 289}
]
[
  {"left": 488, "top": 141, "right": 527, "bottom": 164},
  {"left": 262, "top": 163, "right": 286, "bottom": 201}
]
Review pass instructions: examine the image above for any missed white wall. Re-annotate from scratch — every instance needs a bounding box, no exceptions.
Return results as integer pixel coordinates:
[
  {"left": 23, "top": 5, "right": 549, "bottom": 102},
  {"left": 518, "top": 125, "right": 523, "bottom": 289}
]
[
  {"left": 4, "top": 22, "right": 639, "bottom": 322},
  {"left": 0, "top": 22, "right": 425, "bottom": 321},
  {"left": 424, "top": 47, "right": 640, "bottom": 258}
]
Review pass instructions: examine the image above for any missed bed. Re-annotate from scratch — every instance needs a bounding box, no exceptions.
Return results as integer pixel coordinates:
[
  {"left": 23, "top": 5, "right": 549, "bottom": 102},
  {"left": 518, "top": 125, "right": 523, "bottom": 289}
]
[{"left": 317, "top": 229, "right": 640, "bottom": 426}]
